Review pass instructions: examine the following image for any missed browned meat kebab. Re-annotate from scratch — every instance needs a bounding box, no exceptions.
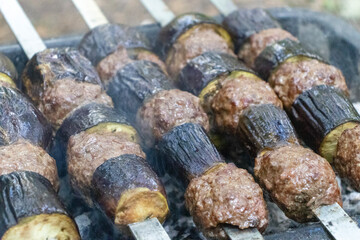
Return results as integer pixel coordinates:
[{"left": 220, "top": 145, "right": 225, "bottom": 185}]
[
  {"left": 0, "top": 54, "right": 80, "bottom": 239},
  {"left": 223, "top": 8, "right": 360, "bottom": 191}
]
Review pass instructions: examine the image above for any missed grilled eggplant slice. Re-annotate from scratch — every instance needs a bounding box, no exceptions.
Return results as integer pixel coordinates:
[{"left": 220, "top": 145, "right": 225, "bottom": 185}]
[
  {"left": 157, "top": 13, "right": 232, "bottom": 58},
  {"left": 107, "top": 60, "right": 173, "bottom": 121},
  {"left": 157, "top": 123, "right": 224, "bottom": 182},
  {"left": 254, "top": 39, "right": 324, "bottom": 79},
  {"left": 91, "top": 154, "right": 169, "bottom": 227},
  {"left": 78, "top": 23, "right": 152, "bottom": 66},
  {"left": 238, "top": 104, "right": 299, "bottom": 155},
  {"left": 291, "top": 85, "right": 360, "bottom": 162},
  {"left": 0, "top": 171, "right": 80, "bottom": 239},
  {"left": 51, "top": 103, "right": 136, "bottom": 176},
  {"left": 223, "top": 8, "right": 281, "bottom": 53},
  {"left": 178, "top": 51, "right": 253, "bottom": 96},
  {"left": 0, "top": 86, "right": 52, "bottom": 150},
  {"left": 0, "top": 53, "right": 17, "bottom": 88}
]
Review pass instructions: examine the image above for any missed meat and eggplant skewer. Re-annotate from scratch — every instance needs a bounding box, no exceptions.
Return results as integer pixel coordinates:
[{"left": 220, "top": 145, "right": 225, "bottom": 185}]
[
  {"left": 222, "top": 8, "right": 360, "bottom": 193},
  {"left": 0, "top": 53, "right": 80, "bottom": 239},
  {"left": 1, "top": 2, "right": 171, "bottom": 239}
]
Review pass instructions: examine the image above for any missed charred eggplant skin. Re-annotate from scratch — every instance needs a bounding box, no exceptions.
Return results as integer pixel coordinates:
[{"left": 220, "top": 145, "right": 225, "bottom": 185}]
[
  {"left": 51, "top": 103, "right": 129, "bottom": 176},
  {"left": 78, "top": 23, "right": 152, "bottom": 66},
  {"left": 0, "top": 171, "right": 68, "bottom": 237},
  {"left": 156, "top": 13, "right": 226, "bottom": 58},
  {"left": 254, "top": 39, "right": 324, "bottom": 80},
  {"left": 0, "top": 53, "right": 18, "bottom": 82},
  {"left": 0, "top": 86, "right": 52, "bottom": 150},
  {"left": 291, "top": 85, "right": 360, "bottom": 151},
  {"left": 22, "top": 48, "right": 103, "bottom": 102},
  {"left": 238, "top": 104, "right": 299, "bottom": 155},
  {"left": 157, "top": 123, "right": 224, "bottom": 183},
  {"left": 107, "top": 60, "right": 173, "bottom": 121},
  {"left": 222, "top": 8, "right": 280, "bottom": 53},
  {"left": 91, "top": 155, "right": 166, "bottom": 216},
  {"left": 178, "top": 51, "right": 254, "bottom": 95}
]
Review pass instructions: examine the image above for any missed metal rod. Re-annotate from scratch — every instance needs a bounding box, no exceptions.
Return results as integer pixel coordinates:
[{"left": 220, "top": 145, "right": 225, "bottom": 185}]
[
  {"left": 71, "top": 0, "right": 108, "bottom": 29},
  {"left": 313, "top": 202, "right": 360, "bottom": 240},
  {"left": 223, "top": 226, "right": 264, "bottom": 240},
  {"left": 209, "top": 0, "right": 237, "bottom": 16},
  {"left": 0, "top": 0, "right": 46, "bottom": 59},
  {"left": 138, "top": 0, "right": 174, "bottom": 27},
  {"left": 128, "top": 218, "right": 171, "bottom": 240}
]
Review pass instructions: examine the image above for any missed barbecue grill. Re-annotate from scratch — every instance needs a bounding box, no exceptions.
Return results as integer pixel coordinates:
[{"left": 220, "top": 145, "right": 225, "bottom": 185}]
[{"left": 1, "top": 0, "right": 360, "bottom": 239}]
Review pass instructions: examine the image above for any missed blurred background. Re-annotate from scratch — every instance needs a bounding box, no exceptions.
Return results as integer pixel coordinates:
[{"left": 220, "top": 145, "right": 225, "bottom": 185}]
[{"left": 0, "top": 0, "right": 359, "bottom": 45}]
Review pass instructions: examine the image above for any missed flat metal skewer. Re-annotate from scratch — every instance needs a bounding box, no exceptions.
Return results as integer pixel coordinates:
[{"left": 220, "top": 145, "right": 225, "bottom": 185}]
[
  {"left": 71, "top": 0, "right": 108, "bottom": 29},
  {"left": 137, "top": 1, "right": 264, "bottom": 239},
  {"left": 313, "top": 203, "right": 360, "bottom": 240},
  {"left": 0, "top": 0, "right": 45, "bottom": 59},
  {"left": 139, "top": 0, "right": 175, "bottom": 27},
  {"left": 0, "top": 1, "right": 171, "bottom": 240},
  {"left": 209, "top": 0, "right": 238, "bottom": 16}
]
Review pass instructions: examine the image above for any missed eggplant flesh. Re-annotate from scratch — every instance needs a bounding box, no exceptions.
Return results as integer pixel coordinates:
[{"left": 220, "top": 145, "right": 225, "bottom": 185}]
[
  {"left": 78, "top": 23, "right": 152, "bottom": 66},
  {"left": 222, "top": 8, "right": 281, "bottom": 53},
  {"left": 0, "top": 86, "right": 52, "bottom": 150},
  {"left": 0, "top": 53, "right": 18, "bottom": 82},
  {"left": 157, "top": 123, "right": 224, "bottom": 184},
  {"left": 291, "top": 85, "right": 360, "bottom": 162},
  {"left": 0, "top": 171, "right": 79, "bottom": 239},
  {"left": 107, "top": 60, "right": 173, "bottom": 122},
  {"left": 179, "top": 51, "right": 253, "bottom": 96},
  {"left": 91, "top": 155, "right": 169, "bottom": 226},
  {"left": 254, "top": 39, "right": 324, "bottom": 80},
  {"left": 156, "top": 12, "right": 231, "bottom": 58},
  {"left": 238, "top": 104, "right": 299, "bottom": 155}
]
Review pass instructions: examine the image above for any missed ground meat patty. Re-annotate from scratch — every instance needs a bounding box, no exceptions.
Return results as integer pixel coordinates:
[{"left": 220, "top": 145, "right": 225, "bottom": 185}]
[
  {"left": 67, "top": 131, "right": 145, "bottom": 199},
  {"left": 166, "top": 24, "right": 235, "bottom": 80},
  {"left": 136, "top": 89, "right": 209, "bottom": 147},
  {"left": 38, "top": 78, "right": 113, "bottom": 128},
  {"left": 97, "top": 47, "right": 167, "bottom": 85},
  {"left": 255, "top": 144, "right": 342, "bottom": 222},
  {"left": 239, "top": 28, "right": 298, "bottom": 68},
  {"left": 211, "top": 74, "right": 282, "bottom": 133},
  {"left": 185, "top": 163, "right": 268, "bottom": 240},
  {"left": 269, "top": 58, "right": 348, "bottom": 109},
  {"left": 96, "top": 46, "right": 133, "bottom": 85},
  {"left": 334, "top": 124, "right": 360, "bottom": 191},
  {"left": 0, "top": 139, "right": 58, "bottom": 189}
]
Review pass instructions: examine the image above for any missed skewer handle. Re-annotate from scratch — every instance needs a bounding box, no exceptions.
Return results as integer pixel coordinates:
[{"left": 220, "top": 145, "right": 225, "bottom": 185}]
[
  {"left": 223, "top": 226, "right": 264, "bottom": 240},
  {"left": 138, "top": 0, "right": 174, "bottom": 27},
  {"left": 313, "top": 202, "right": 360, "bottom": 240},
  {"left": 0, "top": 0, "right": 46, "bottom": 59},
  {"left": 128, "top": 218, "right": 171, "bottom": 240},
  {"left": 71, "top": 0, "right": 108, "bottom": 29},
  {"left": 209, "top": 0, "right": 237, "bottom": 16}
]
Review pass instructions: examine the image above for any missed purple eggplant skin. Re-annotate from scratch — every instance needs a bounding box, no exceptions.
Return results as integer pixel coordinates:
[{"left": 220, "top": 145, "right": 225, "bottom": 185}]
[
  {"left": 156, "top": 13, "right": 224, "bottom": 59},
  {"left": 156, "top": 123, "right": 224, "bottom": 185},
  {"left": 238, "top": 104, "right": 299, "bottom": 156},
  {"left": 0, "top": 86, "right": 52, "bottom": 150},
  {"left": 178, "top": 51, "right": 254, "bottom": 96},
  {"left": 0, "top": 171, "right": 70, "bottom": 237},
  {"left": 107, "top": 60, "right": 173, "bottom": 122},
  {"left": 291, "top": 85, "right": 360, "bottom": 151},
  {"left": 51, "top": 103, "right": 129, "bottom": 177},
  {"left": 222, "top": 8, "right": 281, "bottom": 53},
  {"left": 0, "top": 53, "right": 18, "bottom": 82},
  {"left": 21, "top": 47, "right": 104, "bottom": 104},
  {"left": 78, "top": 23, "right": 153, "bottom": 66}
]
